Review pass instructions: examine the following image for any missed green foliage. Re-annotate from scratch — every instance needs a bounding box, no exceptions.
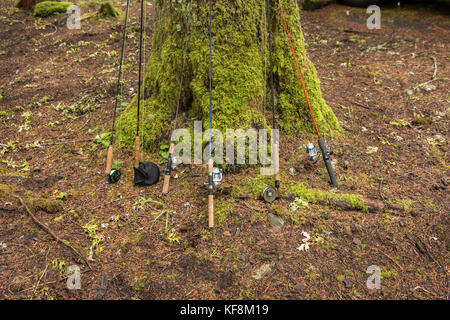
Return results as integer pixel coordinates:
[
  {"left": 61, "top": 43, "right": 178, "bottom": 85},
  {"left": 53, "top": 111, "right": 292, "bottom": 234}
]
[
  {"left": 159, "top": 144, "right": 170, "bottom": 159},
  {"left": 34, "top": 1, "right": 73, "bottom": 18},
  {"left": 94, "top": 132, "right": 112, "bottom": 148}
]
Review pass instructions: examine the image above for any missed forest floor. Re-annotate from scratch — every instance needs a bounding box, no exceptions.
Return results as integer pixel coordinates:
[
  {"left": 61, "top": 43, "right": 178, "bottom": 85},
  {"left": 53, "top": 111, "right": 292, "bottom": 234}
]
[{"left": 0, "top": 0, "right": 448, "bottom": 300}]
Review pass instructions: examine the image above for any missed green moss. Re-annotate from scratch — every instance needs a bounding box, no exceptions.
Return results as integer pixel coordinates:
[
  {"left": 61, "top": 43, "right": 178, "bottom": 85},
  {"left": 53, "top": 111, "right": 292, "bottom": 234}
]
[
  {"left": 244, "top": 174, "right": 273, "bottom": 199},
  {"left": 288, "top": 181, "right": 368, "bottom": 212},
  {"left": 0, "top": 183, "right": 62, "bottom": 214},
  {"left": 96, "top": 2, "right": 121, "bottom": 19},
  {"left": 34, "top": 1, "right": 73, "bottom": 18},
  {"left": 272, "top": 1, "right": 340, "bottom": 135},
  {"left": 215, "top": 200, "right": 235, "bottom": 225}
]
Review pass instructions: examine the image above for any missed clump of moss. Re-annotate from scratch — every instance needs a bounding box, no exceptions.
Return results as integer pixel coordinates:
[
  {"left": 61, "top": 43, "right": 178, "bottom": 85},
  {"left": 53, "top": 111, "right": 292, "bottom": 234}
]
[
  {"left": 96, "top": 2, "right": 121, "bottom": 19},
  {"left": 34, "top": 1, "right": 73, "bottom": 18},
  {"left": 288, "top": 181, "right": 368, "bottom": 212},
  {"left": 0, "top": 183, "right": 63, "bottom": 214},
  {"left": 215, "top": 200, "right": 235, "bottom": 225}
]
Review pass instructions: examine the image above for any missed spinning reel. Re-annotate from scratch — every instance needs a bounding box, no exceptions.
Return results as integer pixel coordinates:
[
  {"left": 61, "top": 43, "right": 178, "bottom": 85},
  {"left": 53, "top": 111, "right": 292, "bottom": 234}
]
[{"left": 205, "top": 167, "right": 223, "bottom": 188}]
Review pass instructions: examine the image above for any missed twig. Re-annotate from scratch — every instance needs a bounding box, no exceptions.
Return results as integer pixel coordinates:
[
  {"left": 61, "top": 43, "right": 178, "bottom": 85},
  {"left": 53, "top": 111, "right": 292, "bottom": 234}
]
[
  {"left": 412, "top": 56, "right": 438, "bottom": 91},
  {"left": 15, "top": 196, "right": 92, "bottom": 270},
  {"left": 31, "top": 263, "right": 50, "bottom": 300},
  {"left": 242, "top": 201, "right": 267, "bottom": 213},
  {"left": 379, "top": 250, "right": 403, "bottom": 271}
]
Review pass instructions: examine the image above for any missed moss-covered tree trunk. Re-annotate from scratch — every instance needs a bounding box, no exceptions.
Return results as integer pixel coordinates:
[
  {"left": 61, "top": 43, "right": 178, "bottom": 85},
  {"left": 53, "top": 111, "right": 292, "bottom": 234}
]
[{"left": 117, "top": 0, "right": 340, "bottom": 152}]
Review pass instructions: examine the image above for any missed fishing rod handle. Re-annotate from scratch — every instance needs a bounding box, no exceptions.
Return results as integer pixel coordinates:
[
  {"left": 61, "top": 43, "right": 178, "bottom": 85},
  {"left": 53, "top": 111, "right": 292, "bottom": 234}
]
[
  {"left": 273, "top": 142, "right": 281, "bottom": 196},
  {"left": 273, "top": 142, "right": 280, "bottom": 182},
  {"left": 162, "top": 143, "right": 175, "bottom": 194},
  {"left": 208, "top": 159, "right": 214, "bottom": 228},
  {"left": 318, "top": 138, "right": 338, "bottom": 187},
  {"left": 134, "top": 136, "right": 141, "bottom": 168},
  {"left": 105, "top": 145, "right": 114, "bottom": 175}
]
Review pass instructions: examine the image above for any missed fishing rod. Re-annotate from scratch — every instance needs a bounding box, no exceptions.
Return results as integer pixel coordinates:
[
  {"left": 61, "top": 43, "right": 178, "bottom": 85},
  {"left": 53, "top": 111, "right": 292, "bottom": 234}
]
[
  {"left": 162, "top": 1, "right": 192, "bottom": 195},
  {"left": 134, "top": 0, "right": 145, "bottom": 171},
  {"left": 104, "top": 0, "right": 132, "bottom": 184},
  {"left": 261, "top": 0, "right": 280, "bottom": 203},
  {"left": 133, "top": 0, "right": 160, "bottom": 186},
  {"left": 207, "top": 0, "right": 215, "bottom": 228},
  {"left": 279, "top": 1, "right": 338, "bottom": 187}
]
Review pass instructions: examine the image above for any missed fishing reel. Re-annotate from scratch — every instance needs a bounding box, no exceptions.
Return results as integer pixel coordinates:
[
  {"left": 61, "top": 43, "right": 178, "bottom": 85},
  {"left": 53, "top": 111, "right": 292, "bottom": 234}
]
[
  {"left": 306, "top": 136, "right": 333, "bottom": 164},
  {"left": 306, "top": 142, "right": 319, "bottom": 163},
  {"left": 108, "top": 169, "right": 121, "bottom": 184},
  {"left": 204, "top": 167, "right": 223, "bottom": 188},
  {"left": 261, "top": 185, "right": 277, "bottom": 203},
  {"left": 171, "top": 156, "right": 180, "bottom": 170}
]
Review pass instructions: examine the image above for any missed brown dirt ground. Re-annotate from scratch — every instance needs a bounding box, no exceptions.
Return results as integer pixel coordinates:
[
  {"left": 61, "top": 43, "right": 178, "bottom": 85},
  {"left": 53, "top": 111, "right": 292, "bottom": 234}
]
[{"left": 0, "top": 0, "right": 448, "bottom": 300}]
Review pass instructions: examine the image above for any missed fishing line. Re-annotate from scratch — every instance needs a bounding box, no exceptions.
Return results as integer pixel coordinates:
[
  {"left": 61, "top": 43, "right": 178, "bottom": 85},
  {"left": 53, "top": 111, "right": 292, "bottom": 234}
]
[
  {"left": 162, "top": 0, "right": 193, "bottom": 194},
  {"left": 104, "top": 0, "right": 132, "bottom": 183},
  {"left": 279, "top": 1, "right": 338, "bottom": 186}
]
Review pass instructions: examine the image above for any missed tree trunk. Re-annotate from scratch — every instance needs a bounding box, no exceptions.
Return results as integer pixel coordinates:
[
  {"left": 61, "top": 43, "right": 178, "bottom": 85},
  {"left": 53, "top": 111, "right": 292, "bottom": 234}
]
[
  {"left": 16, "top": 0, "right": 37, "bottom": 11},
  {"left": 116, "top": 0, "right": 340, "bottom": 152}
]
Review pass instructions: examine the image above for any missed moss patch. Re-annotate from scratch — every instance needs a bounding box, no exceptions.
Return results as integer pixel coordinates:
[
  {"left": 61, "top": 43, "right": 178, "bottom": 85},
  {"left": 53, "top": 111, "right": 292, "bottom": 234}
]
[
  {"left": 96, "top": 2, "right": 121, "bottom": 19},
  {"left": 34, "top": 1, "right": 73, "bottom": 18},
  {"left": 288, "top": 181, "right": 368, "bottom": 212}
]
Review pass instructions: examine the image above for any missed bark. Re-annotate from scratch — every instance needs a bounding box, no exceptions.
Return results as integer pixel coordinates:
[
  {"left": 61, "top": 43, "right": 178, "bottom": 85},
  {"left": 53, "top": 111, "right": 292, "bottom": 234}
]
[
  {"left": 16, "top": 0, "right": 37, "bottom": 11},
  {"left": 116, "top": 0, "right": 340, "bottom": 153}
]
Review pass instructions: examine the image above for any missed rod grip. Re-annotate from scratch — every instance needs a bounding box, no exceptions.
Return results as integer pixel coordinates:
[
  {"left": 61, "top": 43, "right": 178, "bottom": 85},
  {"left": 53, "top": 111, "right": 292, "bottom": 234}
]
[
  {"left": 134, "top": 136, "right": 141, "bottom": 168},
  {"left": 318, "top": 138, "right": 338, "bottom": 186},
  {"left": 162, "top": 143, "right": 175, "bottom": 194},
  {"left": 105, "top": 145, "right": 113, "bottom": 175},
  {"left": 208, "top": 159, "right": 214, "bottom": 228},
  {"left": 273, "top": 142, "right": 280, "bottom": 196},
  {"left": 273, "top": 142, "right": 280, "bottom": 181}
]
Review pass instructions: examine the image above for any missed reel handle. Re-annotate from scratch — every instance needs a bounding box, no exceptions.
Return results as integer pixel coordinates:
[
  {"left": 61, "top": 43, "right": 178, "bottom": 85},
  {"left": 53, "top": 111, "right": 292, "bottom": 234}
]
[
  {"left": 134, "top": 136, "right": 141, "bottom": 169},
  {"left": 105, "top": 145, "right": 114, "bottom": 175},
  {"left": 318, "top": 138, "right": 338, "bottom": 186},
  {"left": 208, "top": 159, "right": 214, "bottom": 228},
  {"left": 162, "top": 143, "right": 175, "bottom": 194}
]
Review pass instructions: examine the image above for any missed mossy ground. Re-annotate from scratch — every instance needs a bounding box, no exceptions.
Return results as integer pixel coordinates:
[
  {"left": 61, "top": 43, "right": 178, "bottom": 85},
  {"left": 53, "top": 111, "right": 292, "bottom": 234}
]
[{"left": 34, "top": 1, "right": 73, "bottom": 18}]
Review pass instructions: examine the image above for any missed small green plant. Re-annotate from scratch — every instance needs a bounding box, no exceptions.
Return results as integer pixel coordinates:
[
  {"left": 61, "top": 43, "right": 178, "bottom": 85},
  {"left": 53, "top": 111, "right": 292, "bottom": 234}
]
[
  {"left": 83, "top": 220, "right": 104, "bottom": 260},
  {"left": 51, "top": 258, "right": 67, "bottom": 275},
  {"left": 94, "top": 132, "right": 112, "bottom": 148},
  {"left": 159, "top": 144, "right": 169, "bottom": 158}
]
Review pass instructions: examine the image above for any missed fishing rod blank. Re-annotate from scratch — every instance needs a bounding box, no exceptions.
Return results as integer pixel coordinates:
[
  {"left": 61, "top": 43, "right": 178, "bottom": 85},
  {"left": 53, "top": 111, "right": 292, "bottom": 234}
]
[
  {"left": 261, "top": 0, "right": 280, "bottom": 203},
  {"left": 163, "top": 1, "right": 192, "bottom": 194},
  {"left": 134, "top": 0, "right": 145, "bottom": 170},
  {"left": 104, "top": 0, "right": 132, "bottom": 183},
  {"left": 279, "top": 2, "right": 338, "bottom": 186},
  {"left": 208, "top": 0, "right": 214, "bottom": 228}
]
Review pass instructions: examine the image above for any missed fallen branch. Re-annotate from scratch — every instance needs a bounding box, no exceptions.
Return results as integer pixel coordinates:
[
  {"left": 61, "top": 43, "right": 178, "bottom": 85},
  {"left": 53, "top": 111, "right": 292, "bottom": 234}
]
[{"left": 16, "top": 196, "right": 92, "bottom": 270}]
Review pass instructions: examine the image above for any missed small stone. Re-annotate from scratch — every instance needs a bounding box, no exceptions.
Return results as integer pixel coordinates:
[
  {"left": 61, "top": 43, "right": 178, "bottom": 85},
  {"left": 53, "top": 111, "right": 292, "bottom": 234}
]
[
  {"left": 353, "top": 238, "right": 362, "bottom": 245},
  {"left": 343, "top": 278, "right": 353, "bottom": 288},
  {"left": 343, "top": 160, "right": 349, "bottom": 170},
  {"left": 344, "top": 226, "right": 352, "bottom": 236},
  {"left": 223, "top": 230, "right": 231, "bottom": 237},
  {"left": 267, "top": 213, "right": 284, "bottom": 233},
  {"left": 251, "top": 263, "right": 274, "bottom": 280}
]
